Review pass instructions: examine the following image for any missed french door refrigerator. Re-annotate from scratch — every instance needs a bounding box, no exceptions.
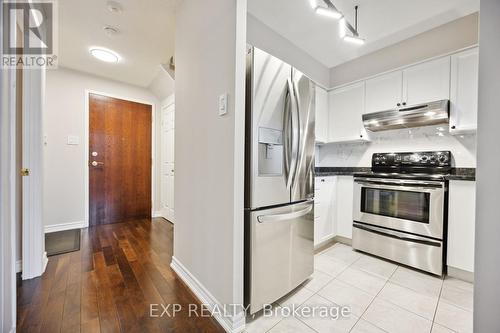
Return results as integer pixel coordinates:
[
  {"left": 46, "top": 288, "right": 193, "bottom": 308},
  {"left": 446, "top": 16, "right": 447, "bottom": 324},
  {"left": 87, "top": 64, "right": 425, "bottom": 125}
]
[{"left": 244, "top": 46, "right": 315, "bottom": 314}]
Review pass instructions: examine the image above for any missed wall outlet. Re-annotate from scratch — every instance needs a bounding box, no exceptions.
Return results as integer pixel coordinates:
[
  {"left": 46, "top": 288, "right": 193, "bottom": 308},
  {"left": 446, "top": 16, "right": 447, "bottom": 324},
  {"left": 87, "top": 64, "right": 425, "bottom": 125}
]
[
  {"left": 67, "top": 135, "right": 80, "bottom": 145},
  {"left": 218, "top": 93, "right": 228, "bottom": 116}
]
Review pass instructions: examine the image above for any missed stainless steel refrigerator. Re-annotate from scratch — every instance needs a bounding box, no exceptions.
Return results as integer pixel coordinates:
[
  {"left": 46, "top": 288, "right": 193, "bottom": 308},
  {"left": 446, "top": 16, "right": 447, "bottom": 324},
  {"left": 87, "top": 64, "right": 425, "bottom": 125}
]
[{"left": 244, "top": 46, "right": 315, "bottom": 314}]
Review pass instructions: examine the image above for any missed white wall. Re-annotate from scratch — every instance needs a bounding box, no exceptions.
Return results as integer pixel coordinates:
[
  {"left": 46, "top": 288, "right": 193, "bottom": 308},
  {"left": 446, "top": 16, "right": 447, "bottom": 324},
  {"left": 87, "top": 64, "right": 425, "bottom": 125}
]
[
  {"left": 148, "top": 66, "right": 175, "bottom": 101},
  {"left": 173, "top": 0, "right": 246, "bottom": 330},
  {"left": 329, "top": 13, "right": 479, "bottom": 88},
  {"left": 318, "top": 126, "right": 477, "bottom": 168},
  {"left": 43, "top": 67, "right": 161, "bottom": 228},
  {"left": 247, "top": 13, "right": 330, "bottom": 88},
  {"left": 474, "top": 0, "right": 500, "bottom": 331}
]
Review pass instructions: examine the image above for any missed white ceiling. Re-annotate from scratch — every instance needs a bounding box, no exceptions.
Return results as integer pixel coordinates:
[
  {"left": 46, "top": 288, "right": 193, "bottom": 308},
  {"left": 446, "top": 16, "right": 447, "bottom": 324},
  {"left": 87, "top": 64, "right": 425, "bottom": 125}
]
[
  {"left": 58, "top": 0, "right": 176, "bottom": 87},
  {"left": 248, "top": 0, "right": 479, "bottom": 69}
]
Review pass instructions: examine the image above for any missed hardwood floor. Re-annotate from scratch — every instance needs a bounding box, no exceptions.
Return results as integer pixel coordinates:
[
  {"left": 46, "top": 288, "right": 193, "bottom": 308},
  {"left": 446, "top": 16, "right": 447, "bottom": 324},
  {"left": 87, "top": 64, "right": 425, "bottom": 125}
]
[{"left": 16, "top": 218, "right": 225, "bottom": 333}]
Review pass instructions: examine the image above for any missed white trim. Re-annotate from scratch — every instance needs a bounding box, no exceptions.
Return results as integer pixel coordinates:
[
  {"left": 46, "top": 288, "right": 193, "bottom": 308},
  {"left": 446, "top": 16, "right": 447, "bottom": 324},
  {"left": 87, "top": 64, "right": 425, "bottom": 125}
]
[
  {"left": 21, "top": 66, "right": 46, "bottom": 280},
  {"left": 84, "top": 90, "right": 156, "bottom": 227},
  {"left": 329, "top": 44, "right": 479, "bottom": 91},
  {"left": 447, "top": 266, "right": 474, "bottom": 283},
  {"left": 16, "top": 260, "right": 22, "bottom": 273},
  {"left": 152, "top": 211, "right": 162, "bottom": 218},
  {"left": 44, "top": 221, "right": 85, "bottom": 233},
  {"left": 170, "top": 257, "right": 246, "bottom": 333},
  {"left": 1, "top": 19, "right": 18, "bottom": 330}
]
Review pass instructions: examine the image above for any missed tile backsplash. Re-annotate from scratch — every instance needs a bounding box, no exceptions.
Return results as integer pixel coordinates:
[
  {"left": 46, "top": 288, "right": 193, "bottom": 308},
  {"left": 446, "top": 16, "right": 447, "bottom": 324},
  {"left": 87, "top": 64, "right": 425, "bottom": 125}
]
[{"left": 317, "top": 125, "right": 477, "bottom": 168}]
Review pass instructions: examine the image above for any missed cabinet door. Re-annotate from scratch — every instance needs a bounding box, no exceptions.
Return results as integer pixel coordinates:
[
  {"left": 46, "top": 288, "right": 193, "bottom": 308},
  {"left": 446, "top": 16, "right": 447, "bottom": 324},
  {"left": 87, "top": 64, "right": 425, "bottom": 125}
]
[
  {"left": 314, "top": 177, "right": 336, "bottom": 246},
  {"left": 328, "top": 82, "right": 367, "bottom": 143},
  {"left": 450, "top": 48, "right": 479, "bottom": 134},
  {"left": 447, "top": 181, "right": 476, "bottom": 273},
  {"left": 315, "top": 85, "right": 329, "bottom": 143},
  {"left": 365, "top": 71, "right": 403, "bottom": 113},
  {"left": 402, "top": 57, "right": 451, "bottom": 106},
  {"left": 335, "top": 176, "right": 354, "bottom": 239}
]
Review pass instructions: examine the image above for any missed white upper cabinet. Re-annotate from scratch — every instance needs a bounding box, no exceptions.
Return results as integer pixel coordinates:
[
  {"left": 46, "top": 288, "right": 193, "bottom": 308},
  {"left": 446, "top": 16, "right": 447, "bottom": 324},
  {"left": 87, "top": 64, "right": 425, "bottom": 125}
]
[
  {"left": 365, "top": 71, "right": 403, "bottom": 113},
  {"left": 328, "top": 82, "right": 368, "bottom": 143},
  {"left": 315, "top": 85, "right": 329, "bottom": 143},
  {"left": 402, "top": 57, "right": 451, "bottom": 106},
  {"left": 449, "top": 47, "right": 479, "bottom": 134}
]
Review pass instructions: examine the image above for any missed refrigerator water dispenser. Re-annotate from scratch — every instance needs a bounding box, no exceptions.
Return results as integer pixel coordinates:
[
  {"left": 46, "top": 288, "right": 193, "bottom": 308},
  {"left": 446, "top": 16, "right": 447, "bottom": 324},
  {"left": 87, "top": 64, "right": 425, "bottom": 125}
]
[{"left": 258, "top": 127, "right": 283, "bottom": 176}]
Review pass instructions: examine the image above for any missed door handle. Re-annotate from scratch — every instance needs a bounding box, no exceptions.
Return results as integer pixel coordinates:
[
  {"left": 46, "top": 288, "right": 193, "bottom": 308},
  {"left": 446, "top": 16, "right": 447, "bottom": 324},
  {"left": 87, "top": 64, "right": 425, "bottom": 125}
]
[
  {"left": 91, "top": 161, "right": 104, "bottom": 167},
  {"left": 257, "top": 204, "right": 312, "bottom": 223}
]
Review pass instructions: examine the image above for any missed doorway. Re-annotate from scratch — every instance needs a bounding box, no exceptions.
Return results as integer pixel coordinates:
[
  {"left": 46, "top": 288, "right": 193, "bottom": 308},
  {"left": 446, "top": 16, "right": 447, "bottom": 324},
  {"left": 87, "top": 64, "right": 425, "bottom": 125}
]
[
  {"left": 88, "top": 93, "right": 153, "bottom": 226},
  {"left": 160, "top": 102, "right": 175, "bottom": 222}
]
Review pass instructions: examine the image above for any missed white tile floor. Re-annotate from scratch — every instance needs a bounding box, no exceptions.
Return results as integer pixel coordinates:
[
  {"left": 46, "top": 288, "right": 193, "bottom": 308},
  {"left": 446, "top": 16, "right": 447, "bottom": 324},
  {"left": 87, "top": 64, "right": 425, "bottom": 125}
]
[{"left": 245, "top": 243, "right": 474, "bottom": 333}]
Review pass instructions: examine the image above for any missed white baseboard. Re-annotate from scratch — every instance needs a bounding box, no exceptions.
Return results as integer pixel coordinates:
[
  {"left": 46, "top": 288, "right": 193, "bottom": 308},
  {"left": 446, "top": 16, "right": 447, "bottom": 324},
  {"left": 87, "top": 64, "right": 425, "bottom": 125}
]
[
  {"left": 152, "top": 211, "right": 162, "bottom": 218},
  {"left": 170, "top": 257, "right": 245, "bottom": 333},
  {"left": 44, "top": 221, "right": 85, "bottom": 233},
  {"left": 16, "top": 260, "right": 22, "bottom": 273},
  {"left": 447, "top": 266, "right": 474, "bottom": 283}
]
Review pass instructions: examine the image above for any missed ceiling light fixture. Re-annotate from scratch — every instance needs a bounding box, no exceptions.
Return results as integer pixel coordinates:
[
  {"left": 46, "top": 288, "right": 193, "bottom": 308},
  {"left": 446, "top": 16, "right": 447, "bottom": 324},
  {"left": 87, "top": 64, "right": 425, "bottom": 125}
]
[
  {"left": 89, "top": 47, "right": 121, "bottom": 63},
  {"left": 315, "top": 6, "right": 342, "bottom": 19},
  {"left": 341, "top": 5, "right": 365, "bottom": 45},
  {"left": 339, "top": 17, "right": 347, "bottom": 38},
  {"left": 344, "top": 35, "right": 365, "bottom": 45}
]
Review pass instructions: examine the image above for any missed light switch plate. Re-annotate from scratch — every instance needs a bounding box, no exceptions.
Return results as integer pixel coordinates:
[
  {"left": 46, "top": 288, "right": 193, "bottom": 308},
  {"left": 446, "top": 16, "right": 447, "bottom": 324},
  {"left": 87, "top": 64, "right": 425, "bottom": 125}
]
[
  {"left": 218, "top": 93, "right": 228, "bottom": 116},
  {"left": 67, "top": 135, "right": 80, "bottom": 145}
]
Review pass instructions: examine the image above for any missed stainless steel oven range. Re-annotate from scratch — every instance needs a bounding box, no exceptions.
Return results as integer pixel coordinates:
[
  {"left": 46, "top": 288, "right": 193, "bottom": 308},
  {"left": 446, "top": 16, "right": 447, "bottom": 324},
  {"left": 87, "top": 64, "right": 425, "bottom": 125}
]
[{"left": 352, "top": 151, "right": 451, "bottom": 275}]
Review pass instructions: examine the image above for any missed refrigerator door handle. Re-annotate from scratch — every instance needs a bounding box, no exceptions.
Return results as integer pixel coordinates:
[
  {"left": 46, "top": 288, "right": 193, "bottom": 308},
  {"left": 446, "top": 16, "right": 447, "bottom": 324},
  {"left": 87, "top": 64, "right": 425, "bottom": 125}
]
[
  {"left": 257, "top": 204, "right": 312, "bottom": 223},
  {"left": 284, "top": 78, "right": 299, "bottom": 190},
  {"left": 290, "top": 77, "right": 302, "bottom": 190}
]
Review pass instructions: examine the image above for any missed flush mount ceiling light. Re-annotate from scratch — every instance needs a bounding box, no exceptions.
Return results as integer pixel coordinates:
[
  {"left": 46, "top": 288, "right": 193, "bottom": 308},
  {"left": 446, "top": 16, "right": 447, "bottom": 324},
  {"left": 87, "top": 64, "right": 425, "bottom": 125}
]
[{"left": 89, "top": 47, "right": 121, "bottom": 63}]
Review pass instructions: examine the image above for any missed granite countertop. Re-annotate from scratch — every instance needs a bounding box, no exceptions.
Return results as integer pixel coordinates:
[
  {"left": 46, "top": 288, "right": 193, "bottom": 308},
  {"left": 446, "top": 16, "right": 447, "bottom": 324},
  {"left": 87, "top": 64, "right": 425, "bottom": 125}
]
[
  {"left": 315, "top": 167, "right": 371, "bottom": 177},
  {"left": 315, "top": 167, "right": 476, "bottom": 181}
]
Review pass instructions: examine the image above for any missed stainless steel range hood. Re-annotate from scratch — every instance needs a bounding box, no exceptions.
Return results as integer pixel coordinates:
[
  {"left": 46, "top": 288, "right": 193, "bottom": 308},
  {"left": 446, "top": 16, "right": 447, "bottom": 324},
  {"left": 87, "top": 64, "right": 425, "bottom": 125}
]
[{"left": 363, "top": 100, "right": 449, "bottom": 132}]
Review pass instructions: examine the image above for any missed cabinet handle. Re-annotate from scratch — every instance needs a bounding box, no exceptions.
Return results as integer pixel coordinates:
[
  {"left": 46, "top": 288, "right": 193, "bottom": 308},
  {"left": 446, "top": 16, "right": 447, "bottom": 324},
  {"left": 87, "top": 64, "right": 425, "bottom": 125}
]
[
  {"left": 402, "top": 102, "right": 407, "bottom": 106},
  {"left": 321, "top": 179, "right": 325, "bottom": 182},
  {"left": 360, "top": 135, "right": 363, "bottom": 138},
  {"left": 451, "top": 125, "right": 456, "bottom": 130},
  {"left": 397, "top": 103, "right": 401, "bottom": 107}
]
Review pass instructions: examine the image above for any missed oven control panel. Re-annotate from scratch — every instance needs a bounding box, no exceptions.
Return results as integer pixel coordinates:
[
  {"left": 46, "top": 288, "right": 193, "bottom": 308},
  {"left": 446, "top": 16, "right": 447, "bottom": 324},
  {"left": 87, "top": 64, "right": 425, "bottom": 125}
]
[{"left": 372, "top": 151, "right": 452, "bottom": 170}]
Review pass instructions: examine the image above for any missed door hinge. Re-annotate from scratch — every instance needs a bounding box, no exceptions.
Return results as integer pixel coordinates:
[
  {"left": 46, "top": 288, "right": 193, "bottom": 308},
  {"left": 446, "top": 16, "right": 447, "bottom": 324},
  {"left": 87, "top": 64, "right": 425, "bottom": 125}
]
[{"left": 21, "top": 168, "right": 30, "bottom": 176}]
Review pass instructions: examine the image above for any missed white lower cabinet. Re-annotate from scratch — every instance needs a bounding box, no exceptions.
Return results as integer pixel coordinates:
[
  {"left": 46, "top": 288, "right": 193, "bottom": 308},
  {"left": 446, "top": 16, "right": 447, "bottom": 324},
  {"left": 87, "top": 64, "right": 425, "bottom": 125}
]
[
  {"left": 447, "top": 180, "right": 476, "bottom": 273},
  {"left": 335, "top": 176, "right": 354, "bottom": 239},
  {"left": 314, "top": 175, "right": 354, "bottom": 246},
  {"left": 314, "top": 177, "right": 336, "bottom": 246}
]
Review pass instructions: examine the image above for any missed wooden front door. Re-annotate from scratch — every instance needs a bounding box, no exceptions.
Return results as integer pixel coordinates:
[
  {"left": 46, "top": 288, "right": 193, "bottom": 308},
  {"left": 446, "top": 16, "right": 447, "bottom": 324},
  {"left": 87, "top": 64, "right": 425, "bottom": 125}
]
[{"left": 89, "top": 93, "right": 152, "bottom": 226}]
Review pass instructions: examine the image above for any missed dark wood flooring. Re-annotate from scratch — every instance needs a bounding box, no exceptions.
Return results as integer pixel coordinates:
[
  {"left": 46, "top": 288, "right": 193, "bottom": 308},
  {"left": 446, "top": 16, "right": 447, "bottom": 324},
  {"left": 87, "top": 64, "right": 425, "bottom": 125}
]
[{"left": 16, "top": 218, "right": 225, "bottom": 333}]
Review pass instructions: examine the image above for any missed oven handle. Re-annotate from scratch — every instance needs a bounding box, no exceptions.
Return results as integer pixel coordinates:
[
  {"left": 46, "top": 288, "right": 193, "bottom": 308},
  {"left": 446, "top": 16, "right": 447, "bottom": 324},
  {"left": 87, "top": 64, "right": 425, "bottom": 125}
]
[
  {"left": 353, "top": 223, "right": 442, "bottom": 247},
  {"left": 354, "top": 177, "right": 444, "bottom": 186},
  {"left": 354, "top": 180, "right": 443, "bottom": 191}
]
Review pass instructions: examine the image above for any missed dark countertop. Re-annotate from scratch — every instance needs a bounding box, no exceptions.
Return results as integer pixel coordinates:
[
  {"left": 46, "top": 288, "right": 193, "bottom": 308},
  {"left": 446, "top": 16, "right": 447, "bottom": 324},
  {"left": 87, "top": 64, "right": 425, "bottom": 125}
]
[
  {"left": 446, "top": 168, "right": 476, "bottom": 181},
  {"left": 315, "top": 167, "right": 371, "bottom": 177},
  {"left": 315, "top": 167, "right": 476, "bottom": 181}
]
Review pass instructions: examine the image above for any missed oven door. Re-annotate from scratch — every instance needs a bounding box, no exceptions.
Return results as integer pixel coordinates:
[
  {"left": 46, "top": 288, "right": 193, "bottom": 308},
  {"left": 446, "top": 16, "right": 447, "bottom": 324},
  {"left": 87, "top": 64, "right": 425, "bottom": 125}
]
[{"left": 353, "top": 178, "right": 445, "bottom": 239}]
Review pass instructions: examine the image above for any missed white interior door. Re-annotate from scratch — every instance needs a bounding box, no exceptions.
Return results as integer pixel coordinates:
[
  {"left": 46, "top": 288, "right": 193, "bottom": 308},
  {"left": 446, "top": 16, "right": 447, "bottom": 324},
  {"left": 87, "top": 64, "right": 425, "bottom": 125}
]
[{"left": 161, "top": 103, "right": 175, "bottom": 222}]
